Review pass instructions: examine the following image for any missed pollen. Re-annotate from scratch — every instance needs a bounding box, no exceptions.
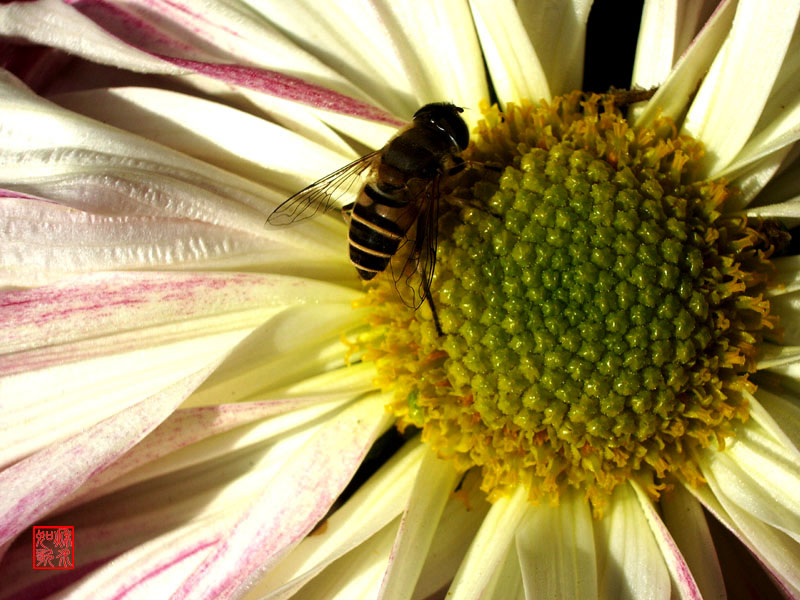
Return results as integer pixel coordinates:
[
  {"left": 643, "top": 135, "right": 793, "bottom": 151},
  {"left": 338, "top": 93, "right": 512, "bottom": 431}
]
[{"left": 355, "top": 92, "right": 784, "bottom": 516}]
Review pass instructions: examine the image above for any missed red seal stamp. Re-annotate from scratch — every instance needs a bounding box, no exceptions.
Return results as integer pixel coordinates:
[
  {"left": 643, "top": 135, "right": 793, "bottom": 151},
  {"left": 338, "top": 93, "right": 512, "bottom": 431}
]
[{"left": 33, "top": 526, "right": 74, "bottom": 569}]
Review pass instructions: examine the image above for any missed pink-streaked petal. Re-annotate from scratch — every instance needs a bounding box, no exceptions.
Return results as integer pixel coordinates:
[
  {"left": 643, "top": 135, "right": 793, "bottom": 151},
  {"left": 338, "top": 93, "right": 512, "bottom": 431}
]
[
  {"left": 1, "top": 272, "right": 359, "bottom": 467},
  {"left": 0, "top": 363, "right": 216, "bottom": 548},
  {"left": 469, "top": 0, "right": 550, "bottom": 106},
  {"left": 595, "top": 483, "right": 670, "bottom": 600},
  {"left": 0, "top": 0, "right": 401, "bottom": 127},
  {"left": 516, "top": 0, "right": 592, "bottom": 96},
  {"left": 6, "top": 396, "right": 391, "bottom": 600},
  {"left": 170, "top": 396, "right": 392, "bottom": 599},
  {"left": 630, "top": 481, "right": 704, "bottom": 600},
  {"left": 633, "top": 0, "right": 737, "bottom": 128},
  {"left": 688, "top": 472, "right": 800, "bottom": 597},
  {"left": 681, "top": 0, "right": 800, "bottom": 176},
  {"left": 0, "top": 0, "right": 181, "bottom": 75},
  {"left": 68, "top": 367, "right": 373, "bottom": 508},
  {"left": 252, "top": 434, "right": 425, "bottom": 599},
  {"left": 378, "top": 448, "right": 458, "bottom": 600},
  {"left": 447, "top": 484, "right": 528, "bottom": 600},
  {"left": 515, "top": 488, "right": 597, "bottom": 600},
  {"left": 660, "top": 485, "right": 726, "bottom": 600}
]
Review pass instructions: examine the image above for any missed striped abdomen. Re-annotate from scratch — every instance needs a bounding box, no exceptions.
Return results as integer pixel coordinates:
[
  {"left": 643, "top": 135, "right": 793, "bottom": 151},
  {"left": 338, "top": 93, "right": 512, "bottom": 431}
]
[{"left": 348, "top": 183, "right": 418, "bottom": 280}]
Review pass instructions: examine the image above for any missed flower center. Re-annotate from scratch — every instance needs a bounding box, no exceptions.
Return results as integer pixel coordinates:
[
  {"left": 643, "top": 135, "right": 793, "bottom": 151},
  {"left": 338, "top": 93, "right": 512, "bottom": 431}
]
[{"left": 355, "top": 92, "right": 782, "bottom": 516}]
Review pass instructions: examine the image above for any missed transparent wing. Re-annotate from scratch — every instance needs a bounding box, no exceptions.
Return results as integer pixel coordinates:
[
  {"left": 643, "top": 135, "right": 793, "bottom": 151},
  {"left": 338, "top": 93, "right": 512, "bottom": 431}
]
[
  {"left": 267, "top": 151, "right": 380, "bottom": 226},
  {"left": 390, "top": 180, "right": 441, "bottom": 310}
]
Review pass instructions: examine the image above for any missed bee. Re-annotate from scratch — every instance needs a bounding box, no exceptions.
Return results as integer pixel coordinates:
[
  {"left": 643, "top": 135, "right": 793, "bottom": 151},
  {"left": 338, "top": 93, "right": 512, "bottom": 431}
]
[{"left": 267, "top": 102, "right": 471, "bottom": 336}]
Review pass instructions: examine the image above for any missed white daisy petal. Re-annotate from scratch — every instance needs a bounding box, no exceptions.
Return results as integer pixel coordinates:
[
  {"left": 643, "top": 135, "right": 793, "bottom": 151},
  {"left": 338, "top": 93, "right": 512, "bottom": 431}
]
[
  {"left": 595, "top": 483, "right": 670, "bottom": 600},
  {"left": 632, "top": 0, "right": 718, "bottom": 90},
  {"left": 52, "top": 87, "right": 358, "bottom": 190},
  {"left": 288, "top": 520, "right": 398, "bottom": 600},
  {"left": 469, "top": 0, "right": 550, "bottom": 105},
  {"left": 747, "top": 388, "right": 800, "bottom": 457},
  {"left": 691, "top": 465, "right": 800, "bottom": 596},
  {"left": 378, "top": 448, "right": 458, "bottom": 600},
  {"left": 411, "top": 471, "right": 491, "bottom": 600},
  {"left": 703, "top": 419, "right": 800, "bottom": 543},
  {"left": 515, "top": 487, "right": 597, "bottom": 599},
  {"left": 515, "top": 0, "right": 592, "bottom": 96},
  {"left": 767, "top": 255, "right": 800, "bottom": 296},
  {"left": 633, "top": 0, "right": 737, "bottom": 128},
  {"left": 376, "top": 1, "right": 489, "bottom": 112},
  {"left": 447, "top": 484, "right": 528, "bottom": 600},
  {"left": 728, "top": 145, "right": 798, "bottom": 209},
  {"left": 630, "top": 481, "right": 704, "bottom": 600},
  {"left": 681, "top": 0, "right": 800, "bottom": 176},
  {"left": 483, "top": 542, "right": 524, "bottom": 600},
  {"left": 660, "top": 485, "right": 726, "bottom": 600}
]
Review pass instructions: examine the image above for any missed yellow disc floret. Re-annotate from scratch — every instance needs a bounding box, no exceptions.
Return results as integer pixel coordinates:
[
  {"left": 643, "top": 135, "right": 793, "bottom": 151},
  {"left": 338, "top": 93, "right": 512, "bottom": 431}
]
[{"left": 356, "top": 92, "right": 783, "bottom": 516}]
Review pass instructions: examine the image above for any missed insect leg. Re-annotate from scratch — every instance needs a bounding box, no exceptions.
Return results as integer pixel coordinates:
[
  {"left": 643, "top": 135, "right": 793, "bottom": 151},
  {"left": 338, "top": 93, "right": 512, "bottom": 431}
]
[
  {"left": 341, "top": 202, "right": 354, "bottom": 225},
  {"left": 417, "top": 263, "right": 444, "bottom": 337}
]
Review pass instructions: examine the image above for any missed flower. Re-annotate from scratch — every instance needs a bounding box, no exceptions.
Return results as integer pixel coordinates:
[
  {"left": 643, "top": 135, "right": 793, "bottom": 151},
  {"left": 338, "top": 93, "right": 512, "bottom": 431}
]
[{"left": 1, "top": 0, "right": 799, "bottom": 599}]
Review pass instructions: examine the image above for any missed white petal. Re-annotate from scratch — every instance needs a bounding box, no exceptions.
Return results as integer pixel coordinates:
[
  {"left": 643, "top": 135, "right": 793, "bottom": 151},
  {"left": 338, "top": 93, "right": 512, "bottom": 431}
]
[
  {"left": 748, "top": 387, "right": 800, "bottom": 458},
  {"left": 660, "top": 485, "right": 726, "bottom": 600},
  {"left": 757, "top": 343, "right": 800, "bottom": 370},
  {"left": 288, "top": 520, "right": 399, "bottom": 600},
  {"left": 681, "top": 0, "right": 800, "bottom": 176},
  {"left": 594, "top": 483, "right": 670, "bottom": 600},
  {"left": 0, "top": 195, "right": 352, "bottom": 286},
  {"left": 630, "top": 481, "right": 705, "bottom": 600},
  {"left": 703, "top": 418, "right": 800, "bottom": 542},
  {"left": 632, "top": 0, "right": 718, "bottom": 89},
  {"left": 469, "top": 0, "right": 550, "bottom": 105},
  {"left": 52, "top": 87, "right": 358, "bottom": 191},
  {"left": 633, "top": 0, "right": 737, "bottom": 128},
  {"left": 515, "top": 0, "right": 592, "bottom": 96},
  {"left": 691, "top": 465, "right": 800, "bottom": 595},
  {"left": 767, "top": 255, "right": 800, "bottom": 296},
  {"left": 483, "top": 542, "right": 524, "bottom": 600},
  {"left": 764, "top": 291, "right": 800, "bottom": 344},
  {"left": 374, "top": 0, "right": 489, "bottom": 113},
  {"left": 378, "top": 448, "right": 459, "bottom": 600},
  {"left": 411, "top": 471, "right": 491, "bottom": 600},
  {"left": 447, "top": 484, "right": 528, "bottom": 600},
  {"left": 727, "top": 144, "right": 798, "bottom": 209},
  {"left": 515, "top": 487, "right": 597, "bottom": 600}
]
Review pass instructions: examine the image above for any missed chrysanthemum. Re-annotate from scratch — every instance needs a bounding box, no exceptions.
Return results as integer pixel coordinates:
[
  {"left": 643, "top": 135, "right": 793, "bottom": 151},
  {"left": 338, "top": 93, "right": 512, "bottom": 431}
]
[{"left": 1, "top": 0, "right": 799, "bottom": 598}]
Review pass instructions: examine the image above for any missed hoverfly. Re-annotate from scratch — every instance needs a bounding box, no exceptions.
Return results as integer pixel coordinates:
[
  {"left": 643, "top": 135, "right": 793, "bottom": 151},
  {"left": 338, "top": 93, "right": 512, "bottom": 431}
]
[{"left": 267, "top": 102, "right": 472, "bottom": 336}]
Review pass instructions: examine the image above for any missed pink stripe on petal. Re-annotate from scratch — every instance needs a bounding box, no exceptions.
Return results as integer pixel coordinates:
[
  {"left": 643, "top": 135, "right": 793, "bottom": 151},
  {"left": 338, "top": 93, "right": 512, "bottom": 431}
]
[
  {"left": 172, "top": 398, "right": 391, "bottom": 599},
  {"left": 161, "top": 56, "right": 404, "bottom": 125},
  {"left": 70, "top": 396, "right": 357, "bottom": 505},
  {"left": 0, "top": 365, "right": 213, "bottom": 547}
]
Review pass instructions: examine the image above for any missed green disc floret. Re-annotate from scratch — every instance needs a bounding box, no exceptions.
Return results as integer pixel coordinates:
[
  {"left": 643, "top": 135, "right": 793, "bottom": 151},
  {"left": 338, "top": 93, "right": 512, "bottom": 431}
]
[{"left": 357, "top": 92, "right": 782, "bottom": 516}]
